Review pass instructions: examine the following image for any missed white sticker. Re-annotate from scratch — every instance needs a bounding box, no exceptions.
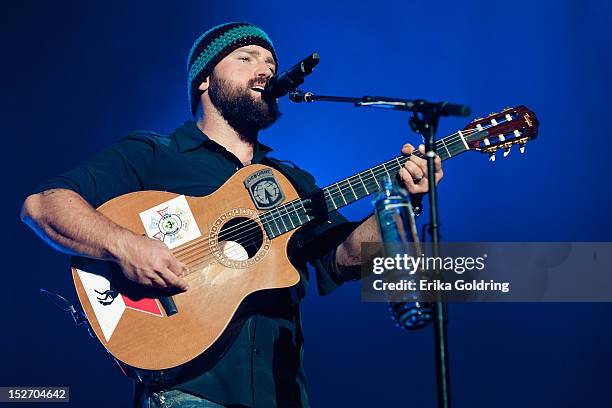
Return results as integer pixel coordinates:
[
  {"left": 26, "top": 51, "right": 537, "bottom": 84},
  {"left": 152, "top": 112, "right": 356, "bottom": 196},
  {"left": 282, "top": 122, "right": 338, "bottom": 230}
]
[
  {"left": 139, "top": 195, "right": 202, "bottom": 249},
  {"left": 77, "top": 269, "right": 126, "bottom": 342},
  {"left": 77, "top": 269, "right": 164, "bottom": 342}
]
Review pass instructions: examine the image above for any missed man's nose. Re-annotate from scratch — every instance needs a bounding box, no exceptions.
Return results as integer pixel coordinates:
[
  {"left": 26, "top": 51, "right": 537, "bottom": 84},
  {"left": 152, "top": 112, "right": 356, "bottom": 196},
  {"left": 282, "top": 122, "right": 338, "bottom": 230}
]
[{"left": 255, "top": 62, "right": 274, "bottom": 80}]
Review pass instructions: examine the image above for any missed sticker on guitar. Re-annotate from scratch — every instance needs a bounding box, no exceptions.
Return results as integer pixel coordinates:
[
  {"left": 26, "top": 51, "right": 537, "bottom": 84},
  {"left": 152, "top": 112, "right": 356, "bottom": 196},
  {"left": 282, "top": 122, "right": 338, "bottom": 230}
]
[
  {"left": 138, "top": 195, "right": 202, "bottom": 249},
  {"left": 76, "top": 270, "right": 164, "bottom": 342},
  {"left": 244, "top": 169, "right": 285, "bottom": 210}
]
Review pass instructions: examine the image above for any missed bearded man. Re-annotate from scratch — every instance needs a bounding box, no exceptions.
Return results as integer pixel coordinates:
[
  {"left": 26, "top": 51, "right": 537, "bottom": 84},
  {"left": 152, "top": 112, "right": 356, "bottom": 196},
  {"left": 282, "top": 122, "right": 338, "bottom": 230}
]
[{"left": 21, "top": 22, "right": 443, "bottom": 407}]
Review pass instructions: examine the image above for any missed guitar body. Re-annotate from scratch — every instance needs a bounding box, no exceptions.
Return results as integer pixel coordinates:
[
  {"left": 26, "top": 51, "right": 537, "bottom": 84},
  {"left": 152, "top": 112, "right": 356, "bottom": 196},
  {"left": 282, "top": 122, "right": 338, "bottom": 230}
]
[{"left": 71, "top": 164, "right": 302, "bottom": 379}]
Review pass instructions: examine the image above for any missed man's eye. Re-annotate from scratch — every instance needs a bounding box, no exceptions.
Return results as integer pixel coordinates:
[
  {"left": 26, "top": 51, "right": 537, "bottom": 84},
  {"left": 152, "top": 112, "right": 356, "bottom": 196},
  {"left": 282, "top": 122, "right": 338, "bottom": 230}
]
[{"left": 239, "top": 56, "right": 250, "bottom": 61}]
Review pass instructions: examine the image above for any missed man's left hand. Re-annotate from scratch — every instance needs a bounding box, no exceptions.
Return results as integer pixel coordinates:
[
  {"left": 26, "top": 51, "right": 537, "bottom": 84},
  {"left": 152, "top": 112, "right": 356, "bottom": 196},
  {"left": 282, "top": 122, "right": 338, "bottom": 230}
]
[{"left": 398, "top": 143, "right": 443, "bottom": 195}]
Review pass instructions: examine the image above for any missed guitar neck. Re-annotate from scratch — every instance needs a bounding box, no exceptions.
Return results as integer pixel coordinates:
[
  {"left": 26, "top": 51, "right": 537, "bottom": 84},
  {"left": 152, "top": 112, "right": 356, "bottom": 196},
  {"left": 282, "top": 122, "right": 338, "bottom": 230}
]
[{"left": 260, "top": 129, "right": 472, "bottom": 238}]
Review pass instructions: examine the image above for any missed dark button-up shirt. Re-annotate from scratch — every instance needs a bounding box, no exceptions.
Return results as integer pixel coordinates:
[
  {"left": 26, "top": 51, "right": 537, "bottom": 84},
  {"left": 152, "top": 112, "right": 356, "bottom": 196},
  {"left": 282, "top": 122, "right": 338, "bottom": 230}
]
[{"left": 33, "top": 120, "right": 359, "bottom": 408}]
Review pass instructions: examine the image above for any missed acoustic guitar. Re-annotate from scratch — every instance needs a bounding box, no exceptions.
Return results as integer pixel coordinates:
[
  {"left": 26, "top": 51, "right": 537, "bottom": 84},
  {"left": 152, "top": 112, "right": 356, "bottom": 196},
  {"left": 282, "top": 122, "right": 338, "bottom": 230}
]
[{"left": 71, "top": 106, "right": 538, "bottom": 382}]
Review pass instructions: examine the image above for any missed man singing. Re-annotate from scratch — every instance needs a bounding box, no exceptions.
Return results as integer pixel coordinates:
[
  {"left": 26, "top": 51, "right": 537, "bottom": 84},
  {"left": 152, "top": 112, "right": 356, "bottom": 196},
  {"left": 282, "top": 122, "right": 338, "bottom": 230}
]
[{"left": 21, "top": 22, "right": 442, "bottom": 407}]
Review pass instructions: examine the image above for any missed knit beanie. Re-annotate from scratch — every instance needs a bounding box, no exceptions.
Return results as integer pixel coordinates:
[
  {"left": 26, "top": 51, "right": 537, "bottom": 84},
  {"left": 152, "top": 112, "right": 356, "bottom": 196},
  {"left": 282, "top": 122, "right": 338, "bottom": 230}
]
[{"left": 187, "top": 22, "right": 277, "bottom": 116}]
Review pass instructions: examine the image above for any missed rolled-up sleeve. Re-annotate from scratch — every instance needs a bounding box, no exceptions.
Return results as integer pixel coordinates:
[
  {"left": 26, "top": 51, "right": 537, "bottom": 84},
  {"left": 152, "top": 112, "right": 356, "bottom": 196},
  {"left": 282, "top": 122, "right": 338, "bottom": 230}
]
[{"left": 305, "top": 215, "right": 361, "bottom": 295}]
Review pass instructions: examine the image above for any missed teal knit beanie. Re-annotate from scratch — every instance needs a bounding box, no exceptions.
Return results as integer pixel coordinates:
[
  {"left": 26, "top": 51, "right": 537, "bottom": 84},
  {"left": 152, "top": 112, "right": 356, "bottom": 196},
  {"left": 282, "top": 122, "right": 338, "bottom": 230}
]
[{"left": 187, "top": 22, "right": 277, "bottom": 116}]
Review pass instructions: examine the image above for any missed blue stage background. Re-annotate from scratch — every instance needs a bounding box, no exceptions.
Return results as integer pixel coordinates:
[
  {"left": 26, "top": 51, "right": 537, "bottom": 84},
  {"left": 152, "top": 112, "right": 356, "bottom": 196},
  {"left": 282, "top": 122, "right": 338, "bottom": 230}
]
[{"left": 6, "top": 0, "right": 612, "bottom": 406}]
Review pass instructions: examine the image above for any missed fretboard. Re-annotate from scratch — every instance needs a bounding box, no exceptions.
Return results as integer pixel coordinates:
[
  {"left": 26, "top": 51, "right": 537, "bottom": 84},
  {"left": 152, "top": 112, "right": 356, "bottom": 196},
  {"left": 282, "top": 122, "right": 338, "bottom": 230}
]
[{"left": 261, "top": 129, "right": 474, "bottom": 238}]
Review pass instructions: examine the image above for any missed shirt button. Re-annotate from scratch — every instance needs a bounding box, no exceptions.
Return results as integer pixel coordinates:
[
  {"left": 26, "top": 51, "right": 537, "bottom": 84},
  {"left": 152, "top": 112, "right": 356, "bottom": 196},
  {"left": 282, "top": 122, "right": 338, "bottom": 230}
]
[{"left": 254, "top": 347, "right": 260, "bottom": 355}]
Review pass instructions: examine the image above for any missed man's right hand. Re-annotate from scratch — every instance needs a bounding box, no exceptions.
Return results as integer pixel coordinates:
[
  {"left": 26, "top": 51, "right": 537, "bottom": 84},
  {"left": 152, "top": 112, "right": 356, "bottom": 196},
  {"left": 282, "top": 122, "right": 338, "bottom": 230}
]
[{"left": 113, "top": 233, "right": 190, "bottom": 292}]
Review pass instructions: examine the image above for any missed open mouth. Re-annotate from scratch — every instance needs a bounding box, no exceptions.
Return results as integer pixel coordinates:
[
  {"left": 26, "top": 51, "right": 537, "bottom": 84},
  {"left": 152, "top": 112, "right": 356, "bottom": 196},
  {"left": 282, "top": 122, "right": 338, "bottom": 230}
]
[{"left": 251, "top": 81, "right": 267, "bottom": 92}]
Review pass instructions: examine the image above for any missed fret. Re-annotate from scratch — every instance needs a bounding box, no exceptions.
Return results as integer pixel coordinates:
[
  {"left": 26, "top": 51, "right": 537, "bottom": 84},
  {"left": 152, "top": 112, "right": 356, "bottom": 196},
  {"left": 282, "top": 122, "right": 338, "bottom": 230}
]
[
  {"left": 280, "top": 205, "right": 293, "bottom": 229},
  {"left": 457, "top": 130, "right": 469, "bottom": 150},
  {"left": 351, "top": 174, "right": 367, "bottom": 198},
  {"left": 357, "top": 172, "right": 369, "bottom": 195},
  {"left": 271, "top": 212, "right": 282, "bottom": 236},
  {"left": 370, "top": 168, "right": 381, "bottom": 189},
  {"left": 439, "top": 138, "right": 452, "bottom": 158},
  {"left": 394, "top": 157, "right": 405, "bottom": 174},
  {"left": 290, "top": 206, "right": 302, "bottom": 226},
  {"left": 300, "top": 200, "right": 312, "bottom": 221},
  {"left": 442, "top": 135, "right": 466, "bottom": 157},
  {"left": 262, "top": 212, "right": 279, "bottom": 238},
  {"left": 283, "top": 205, "right": 295, "bottom": 229},
  {"left": 335, "top": 183, "right": 348, "bottom": 205},
  {"left": 449, "top": 139, "right": 465, "bottom": 156},
  {"left": 277, "top": 208, "right": 288, "bottom": 231},
  {"left": 266, "top": 206, "right": 304, "bottom": 238},
  {"left": 381, "top": 163, "right": 392, "bottom": 179},
  {"left": 345, "top": 178, "right": 358, "bottom": 201},
  {"left": 290, "top": 201, "right": 303, "bottom": 224},
  {"left": 325, "top": 188, "right": 338, "bottom": 209},
  {"left": 287, "top": 205, "right": 299, "bottom": 229}
]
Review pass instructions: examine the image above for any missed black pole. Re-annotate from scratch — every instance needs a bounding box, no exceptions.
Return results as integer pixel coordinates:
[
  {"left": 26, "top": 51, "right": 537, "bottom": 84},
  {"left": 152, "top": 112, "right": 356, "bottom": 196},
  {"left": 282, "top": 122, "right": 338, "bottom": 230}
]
[{"left": 411, "top": 104, "right": 451, "bottom": 408}]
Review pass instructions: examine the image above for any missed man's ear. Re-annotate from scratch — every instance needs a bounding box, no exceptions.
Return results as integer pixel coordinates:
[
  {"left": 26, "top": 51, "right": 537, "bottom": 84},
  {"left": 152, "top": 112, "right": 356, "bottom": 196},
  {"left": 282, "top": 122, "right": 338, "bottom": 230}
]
[{"left": 198, "top": 76, "right": 210, "bottom": 93}]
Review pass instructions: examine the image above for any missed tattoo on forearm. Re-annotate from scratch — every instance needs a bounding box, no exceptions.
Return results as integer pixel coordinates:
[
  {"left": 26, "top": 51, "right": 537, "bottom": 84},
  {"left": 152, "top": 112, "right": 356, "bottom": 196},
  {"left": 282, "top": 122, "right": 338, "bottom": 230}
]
[{"left": 41, "top": 189, "right": 60, "bottom": 196}]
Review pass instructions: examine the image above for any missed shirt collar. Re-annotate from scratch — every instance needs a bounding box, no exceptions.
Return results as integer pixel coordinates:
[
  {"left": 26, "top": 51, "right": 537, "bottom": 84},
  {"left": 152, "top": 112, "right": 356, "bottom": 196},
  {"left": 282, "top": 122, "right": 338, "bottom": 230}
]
[{"left": 173, "top": 120, "right": 273, "bottom": 157}]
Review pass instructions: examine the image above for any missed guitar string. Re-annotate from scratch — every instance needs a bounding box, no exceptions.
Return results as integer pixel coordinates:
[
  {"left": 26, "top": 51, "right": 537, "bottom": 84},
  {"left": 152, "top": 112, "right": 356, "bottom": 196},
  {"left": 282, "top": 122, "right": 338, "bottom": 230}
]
[
  {"left": 171, "top": 125, "right": 488, "bottom": 260},
  {"left": 169, "top": 126, "right": 494, "bottom": 271},
  {"left": 174, "top": 154, "right": 414, "bottom": 264},
  {"left": 175, "top": 139, "right": 474, "bottom": 272},
  {"left": 176, "top": 115, "right": 511, "bottom": 254},
  {"left": 171, "top": 123, "right": 492, "bottom": 253},
  {"left": 182, "top": 116, "right": 529, "bottom": 270},
  {"left": 169, "top": 121, "right": 516, "bottom": 272},
  {"left": 176, "top": 120, "right": 523, "bottom": 274}
]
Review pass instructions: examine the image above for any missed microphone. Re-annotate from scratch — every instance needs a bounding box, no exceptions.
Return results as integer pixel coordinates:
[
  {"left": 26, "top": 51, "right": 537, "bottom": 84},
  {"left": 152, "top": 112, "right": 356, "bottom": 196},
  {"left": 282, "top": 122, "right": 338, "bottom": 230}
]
[{"left": 264, "top": 52, "right": 320, "bottom": 99}]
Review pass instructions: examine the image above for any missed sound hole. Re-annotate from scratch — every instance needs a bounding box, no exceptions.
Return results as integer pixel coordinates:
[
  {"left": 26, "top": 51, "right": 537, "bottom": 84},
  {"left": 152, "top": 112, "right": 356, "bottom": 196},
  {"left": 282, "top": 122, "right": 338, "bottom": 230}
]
[{"left": 218, "top": 217, "right": 263, "bottom": 261}]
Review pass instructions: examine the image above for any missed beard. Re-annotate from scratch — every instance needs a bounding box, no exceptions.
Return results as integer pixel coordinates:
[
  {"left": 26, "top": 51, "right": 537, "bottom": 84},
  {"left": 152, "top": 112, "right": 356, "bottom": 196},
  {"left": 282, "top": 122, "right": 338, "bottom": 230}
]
[{"left": 208, "top": 74, "right": 281, "bottom": 141}]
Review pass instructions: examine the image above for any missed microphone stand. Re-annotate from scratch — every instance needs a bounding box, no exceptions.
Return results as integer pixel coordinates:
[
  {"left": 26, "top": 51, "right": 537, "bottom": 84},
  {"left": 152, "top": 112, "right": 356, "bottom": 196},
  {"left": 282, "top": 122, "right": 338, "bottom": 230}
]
[
  {"left": 290, "top": 90, "right": 470, "bottom": 408},
  {"left": 289, "top": 91, "right": 470, "bottom": 117},
  {"left": 409, "top": 105, "right": 450, "bottom": 408}
]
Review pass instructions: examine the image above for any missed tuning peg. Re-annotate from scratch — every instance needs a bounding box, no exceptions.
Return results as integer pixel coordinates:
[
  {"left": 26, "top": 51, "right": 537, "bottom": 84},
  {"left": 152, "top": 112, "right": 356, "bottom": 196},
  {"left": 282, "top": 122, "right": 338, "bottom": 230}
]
[
  {"left": 519, "top": 143, "right": 526, "bottom": 154},
  {"left": 489, "top": 151, "right": 496, "bottom": 162},
  {"left": 503, "top": 147, "right": 511, "bottom": 158}
]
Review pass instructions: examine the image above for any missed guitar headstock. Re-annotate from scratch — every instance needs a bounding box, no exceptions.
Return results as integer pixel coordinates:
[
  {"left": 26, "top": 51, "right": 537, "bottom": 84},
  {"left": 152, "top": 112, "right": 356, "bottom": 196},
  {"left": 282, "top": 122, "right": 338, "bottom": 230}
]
[{"left": 462, "top": 105, "right": 539, "bottom": 161}]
